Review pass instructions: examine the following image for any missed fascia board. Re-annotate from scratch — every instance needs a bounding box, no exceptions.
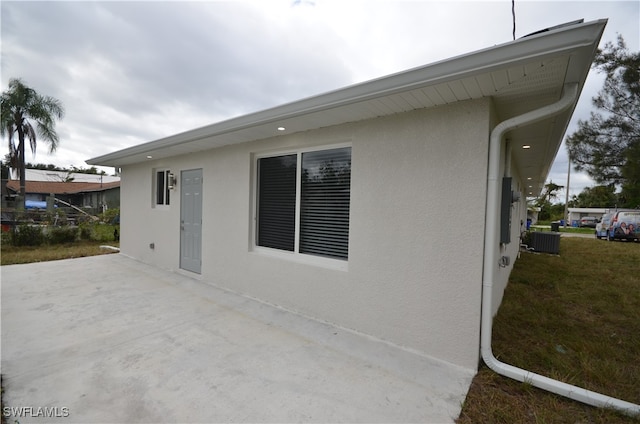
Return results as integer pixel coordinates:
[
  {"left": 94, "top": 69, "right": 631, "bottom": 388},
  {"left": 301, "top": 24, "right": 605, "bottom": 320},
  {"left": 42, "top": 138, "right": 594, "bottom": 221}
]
[{"left": 87, "top": 19, "right": 606, "bottom": 167}]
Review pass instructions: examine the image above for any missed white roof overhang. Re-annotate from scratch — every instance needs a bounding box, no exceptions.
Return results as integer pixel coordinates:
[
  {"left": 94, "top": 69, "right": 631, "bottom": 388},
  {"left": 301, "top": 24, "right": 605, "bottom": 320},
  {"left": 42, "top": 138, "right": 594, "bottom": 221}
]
[{"left": 88, "top": 19, "right": 606, "bottom": 195}]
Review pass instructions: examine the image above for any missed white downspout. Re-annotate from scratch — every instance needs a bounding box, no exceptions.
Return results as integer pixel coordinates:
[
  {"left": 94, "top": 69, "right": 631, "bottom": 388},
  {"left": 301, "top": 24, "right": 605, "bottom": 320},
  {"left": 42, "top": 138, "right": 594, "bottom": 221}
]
[{"left": 481, "top": 83, "right": 640, "bottom": 416}]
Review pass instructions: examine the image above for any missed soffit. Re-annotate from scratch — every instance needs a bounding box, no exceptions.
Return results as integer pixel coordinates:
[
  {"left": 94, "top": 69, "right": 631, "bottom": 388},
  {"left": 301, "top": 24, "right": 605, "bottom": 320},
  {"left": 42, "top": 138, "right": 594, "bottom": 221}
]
[{"left": 87, "top": 20, "right": 605, "bottom": 196}]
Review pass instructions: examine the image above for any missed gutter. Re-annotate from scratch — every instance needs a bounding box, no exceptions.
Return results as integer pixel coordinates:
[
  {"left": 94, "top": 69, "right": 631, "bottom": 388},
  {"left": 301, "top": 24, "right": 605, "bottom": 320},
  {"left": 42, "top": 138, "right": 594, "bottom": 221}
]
[
  {"left": 481, "top": 83, "right": 640, "bottom": 416},
  {"left": 87, "top": 20, "right": 608, "bottom": 168}
]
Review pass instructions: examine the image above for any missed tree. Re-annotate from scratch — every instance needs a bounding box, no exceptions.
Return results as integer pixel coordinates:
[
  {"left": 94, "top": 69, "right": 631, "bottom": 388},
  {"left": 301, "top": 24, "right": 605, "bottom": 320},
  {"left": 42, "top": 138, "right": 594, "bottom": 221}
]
[
  {"left": 536, "top": 181, "right": 564, "bottom": 206},
  {"left": 1, "top": 78, "right": 64, "bottom": 207},
  {"left": 535, "top": 181, "right": 564, "bottom": 221},
  {"left": 569, "top": 184, "right": 618, "bottom": 208},
  {"left": 620, "top": 141, "right": 640, "bottom": 207},
  {"left": 566, "top": 35, "right": 639, "bottom": 191}
]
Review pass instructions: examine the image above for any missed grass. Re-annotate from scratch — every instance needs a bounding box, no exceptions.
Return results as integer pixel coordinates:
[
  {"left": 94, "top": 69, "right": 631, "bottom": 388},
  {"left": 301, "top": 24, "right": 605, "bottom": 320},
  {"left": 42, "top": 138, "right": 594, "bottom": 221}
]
[
  {"left": 457, "top": 237, "right": 640, "bottom": 423},
  {"left": 1, "top": 240, "right": 119, "bottom": 265},
  {"left": 558, "top": 226, "right": 598, "bottom": 234}
]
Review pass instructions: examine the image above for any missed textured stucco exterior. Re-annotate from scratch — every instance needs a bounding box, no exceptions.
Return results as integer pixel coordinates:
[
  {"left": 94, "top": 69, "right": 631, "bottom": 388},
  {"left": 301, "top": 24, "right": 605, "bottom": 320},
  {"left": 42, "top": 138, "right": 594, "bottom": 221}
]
[
  {"left": 486, "top": 102, "right": 529, "bottom": 318},
  {"left": 119, "top": 97, "right": 517, "bottom": 371}
]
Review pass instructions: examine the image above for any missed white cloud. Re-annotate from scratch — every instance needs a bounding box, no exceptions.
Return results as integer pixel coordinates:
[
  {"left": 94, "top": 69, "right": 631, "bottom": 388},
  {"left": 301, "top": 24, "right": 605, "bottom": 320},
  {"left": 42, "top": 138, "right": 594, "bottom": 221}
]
[{"left": 1, "top": 0, "right": 638, "bottom": 189}]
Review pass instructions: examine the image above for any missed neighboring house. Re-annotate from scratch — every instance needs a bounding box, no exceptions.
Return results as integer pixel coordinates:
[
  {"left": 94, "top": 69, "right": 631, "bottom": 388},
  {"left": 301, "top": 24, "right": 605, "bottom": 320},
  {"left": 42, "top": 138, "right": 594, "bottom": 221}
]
[
  {"left": 527, "top": 207, "right": 541, "bottom": 226},
  {"left": 8, "top": 168, "right": 121, "bottom": 185},
  {"left": 567, "top": 207, "right": 607, "bottom": 224},
  {"left": 5, "top": 176, "right": 120, "bottom": 212},
  {"left": 88, "top": 20, "right": 605, "bottom": 374}
]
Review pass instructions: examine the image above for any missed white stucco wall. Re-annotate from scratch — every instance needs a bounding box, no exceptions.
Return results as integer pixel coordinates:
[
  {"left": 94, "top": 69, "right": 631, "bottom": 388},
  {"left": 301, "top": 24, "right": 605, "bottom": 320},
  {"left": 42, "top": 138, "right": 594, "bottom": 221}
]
[
  {"left": 490, "top": 163, "right": 529, "bottom": 317},
  {"left": 120, "top": 98, "right": 493, "bottom": 371},
  {"left": 481, "top": 102, "right": 530, "bottom": 318}
]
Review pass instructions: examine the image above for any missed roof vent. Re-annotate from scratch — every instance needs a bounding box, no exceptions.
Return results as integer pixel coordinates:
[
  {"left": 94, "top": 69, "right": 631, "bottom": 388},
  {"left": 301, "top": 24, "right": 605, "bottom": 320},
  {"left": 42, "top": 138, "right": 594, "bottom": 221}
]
[{"left": 521, "top": 19, "right": 585, "bottom": 39}]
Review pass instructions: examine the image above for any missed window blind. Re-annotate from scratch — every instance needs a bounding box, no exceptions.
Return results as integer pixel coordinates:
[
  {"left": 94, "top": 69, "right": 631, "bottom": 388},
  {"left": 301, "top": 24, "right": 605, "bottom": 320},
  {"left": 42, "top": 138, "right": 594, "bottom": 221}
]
[
  {"left": 300, "top": 147, "right": 351, "bottom": 259},
  {"left": 257, "top": 155, "right": 297, "bottom": 251},
  {"left": 156, "top": 171, "right": 165, "bottom": 205}
]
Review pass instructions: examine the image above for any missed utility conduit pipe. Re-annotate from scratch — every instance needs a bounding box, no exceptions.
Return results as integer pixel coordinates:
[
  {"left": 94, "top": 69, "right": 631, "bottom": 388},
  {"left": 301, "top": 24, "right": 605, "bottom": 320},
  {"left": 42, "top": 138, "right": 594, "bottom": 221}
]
[{"left": 481, "top": 83, "right": 640, "bottom": 416}]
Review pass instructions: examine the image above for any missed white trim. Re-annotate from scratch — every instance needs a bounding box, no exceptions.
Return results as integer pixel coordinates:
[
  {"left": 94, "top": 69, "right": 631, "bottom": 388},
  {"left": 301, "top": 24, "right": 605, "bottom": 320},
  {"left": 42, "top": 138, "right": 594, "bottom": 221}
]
[
  {"left": 87, "top": 20, "right": 607, "bottom": 168},
  {"left": 251, "top": 246, "right": 349, "bottom": 272},
  {"left": 152, "top": 168, "right": 172, "bottom": 209},
  {"left": 294, "top": 152, "right": 302, "bottom": 254}
]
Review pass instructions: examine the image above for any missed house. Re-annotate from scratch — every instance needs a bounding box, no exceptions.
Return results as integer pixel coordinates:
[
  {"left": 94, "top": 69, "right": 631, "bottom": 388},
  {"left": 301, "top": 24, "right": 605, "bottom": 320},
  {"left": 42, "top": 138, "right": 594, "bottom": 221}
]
[
  {"left": 567, "top": 207, "right": 608, "bottom": 225},
  {"left": 88, "top": 20, "right": 606, "bottom": 375},
  {"left": 527, "top": 206, "right": 541, "bottom": 227},
  {"left": 5, "top": 169, "right": 120, "bottom": 212}
]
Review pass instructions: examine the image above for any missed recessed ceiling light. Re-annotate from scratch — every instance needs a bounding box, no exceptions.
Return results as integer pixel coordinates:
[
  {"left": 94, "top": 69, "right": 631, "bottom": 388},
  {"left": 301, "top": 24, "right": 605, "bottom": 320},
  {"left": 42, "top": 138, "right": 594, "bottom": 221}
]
[
  {"left": 522, "top": 145, "right": 531, "bottom": 149},
  {"left": 527, "top": 177, "right": 532, "bottom": 180},
  {"left": 277, "top": 127, "right": 286, "bottom": 131},
  {"left": 146, "top": 155, "right": 153, "bottom": 159}
]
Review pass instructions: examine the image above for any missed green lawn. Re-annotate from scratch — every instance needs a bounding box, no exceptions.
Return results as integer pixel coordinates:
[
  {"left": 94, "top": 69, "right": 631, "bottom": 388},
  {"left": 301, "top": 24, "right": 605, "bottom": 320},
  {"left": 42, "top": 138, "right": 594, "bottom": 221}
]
[
  {"left": 1, "top": 240, "right": 119, "bottom": 265},
  {"left": 458, "top": 238, "right": 640, "bottom": 423}
]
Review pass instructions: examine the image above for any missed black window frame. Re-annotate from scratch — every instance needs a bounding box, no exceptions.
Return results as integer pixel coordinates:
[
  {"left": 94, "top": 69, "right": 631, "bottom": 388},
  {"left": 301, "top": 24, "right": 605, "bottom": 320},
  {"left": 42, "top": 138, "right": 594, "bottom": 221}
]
[
  {"left": 155, "top": 169, "right": 171, "bottom": 206},
  {"left": 256, "top": 146, "right": 351, "bottom": 261}
]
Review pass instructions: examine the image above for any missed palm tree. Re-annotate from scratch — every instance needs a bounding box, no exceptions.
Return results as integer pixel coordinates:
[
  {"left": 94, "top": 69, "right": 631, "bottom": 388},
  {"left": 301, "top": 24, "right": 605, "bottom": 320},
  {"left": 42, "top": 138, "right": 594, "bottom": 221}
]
[
  {"left": 1, "top": 78, "right": 64, "bottom": 207},
  {"left": 537, "top": 181, "right": 564, "bottom": 206}
]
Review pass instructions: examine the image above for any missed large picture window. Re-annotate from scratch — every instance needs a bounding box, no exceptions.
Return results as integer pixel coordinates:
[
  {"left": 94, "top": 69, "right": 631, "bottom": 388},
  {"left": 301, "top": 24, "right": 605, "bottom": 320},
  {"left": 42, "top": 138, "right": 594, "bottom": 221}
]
[{"left": 257, "top": 146, "right": 351, "bottom": 261}]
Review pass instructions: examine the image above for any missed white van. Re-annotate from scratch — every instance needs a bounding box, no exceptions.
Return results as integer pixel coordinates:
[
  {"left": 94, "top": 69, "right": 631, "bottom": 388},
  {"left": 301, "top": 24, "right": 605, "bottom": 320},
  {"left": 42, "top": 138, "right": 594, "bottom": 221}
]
[
  {"left": 595, "top": 213, "right": 612, "bottom": 239},
  {"left": 608, "top": 211, "right": 640, "bottom": 241}
]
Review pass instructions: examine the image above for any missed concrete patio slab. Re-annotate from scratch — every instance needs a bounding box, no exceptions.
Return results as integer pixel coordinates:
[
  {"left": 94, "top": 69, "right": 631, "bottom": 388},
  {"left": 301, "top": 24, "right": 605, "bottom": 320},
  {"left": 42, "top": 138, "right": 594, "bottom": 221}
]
[{"left": 1, "top": 254, "right": 474, "bottom": 423}]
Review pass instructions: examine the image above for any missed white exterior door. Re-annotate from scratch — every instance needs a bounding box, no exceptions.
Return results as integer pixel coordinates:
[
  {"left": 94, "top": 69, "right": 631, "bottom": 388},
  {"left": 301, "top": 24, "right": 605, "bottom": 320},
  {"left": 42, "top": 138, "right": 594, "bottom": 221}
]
[{"left": 180, "top": 169, "right": 203, "bottom": 273}]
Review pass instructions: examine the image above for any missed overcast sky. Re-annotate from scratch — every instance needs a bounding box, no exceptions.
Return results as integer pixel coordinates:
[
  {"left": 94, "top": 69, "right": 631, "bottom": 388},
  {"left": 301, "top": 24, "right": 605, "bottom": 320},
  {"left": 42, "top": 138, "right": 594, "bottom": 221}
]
[{"left": 2, "top": 0, "right": 638, "bottom": 199}]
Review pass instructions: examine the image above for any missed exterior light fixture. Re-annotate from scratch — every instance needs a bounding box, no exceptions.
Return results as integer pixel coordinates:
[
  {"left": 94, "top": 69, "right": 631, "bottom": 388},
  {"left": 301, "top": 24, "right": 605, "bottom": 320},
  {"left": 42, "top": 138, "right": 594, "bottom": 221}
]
[{"left": 168, "top": 173, "right": 177, "bottom": 190}]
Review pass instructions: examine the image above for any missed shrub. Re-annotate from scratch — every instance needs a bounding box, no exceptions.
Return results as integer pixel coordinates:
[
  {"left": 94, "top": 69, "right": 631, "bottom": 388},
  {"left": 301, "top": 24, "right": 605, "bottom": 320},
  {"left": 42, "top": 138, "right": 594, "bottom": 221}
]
[
  {"left": 79, "top": 223, "right": 93, "bottom": 240},
  {"left": 93, "top": 223, "right": 119, "bottom": 242},
  {"left": 79, "top": 223, "right": 118, "bottom": 242},
  {"left": 100, "top": 208, "right": 120, "bottom": 224},
  {"left": 1, "top": 229, "right": 13, "bottom": 246},
  {"left": 12, "top": 224, "right": 45, "bottom": 247},
  {"left": 47, "top": 226, "right": 78, "bottom": 244}
]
